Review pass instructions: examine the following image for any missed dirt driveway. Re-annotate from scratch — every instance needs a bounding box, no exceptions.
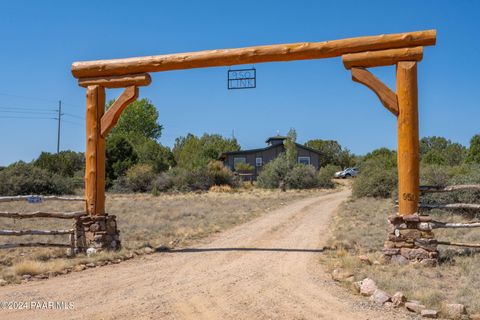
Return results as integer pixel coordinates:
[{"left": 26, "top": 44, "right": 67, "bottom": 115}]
[{"left": 0, "top": 188, "right": 411, "bottom": 320}]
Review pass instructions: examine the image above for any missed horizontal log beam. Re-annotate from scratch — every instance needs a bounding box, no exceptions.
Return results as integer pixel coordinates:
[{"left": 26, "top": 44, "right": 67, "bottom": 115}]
[
  {"left": 0, "top": 243, "right": 71, "bottom": 249},
  {"left": 0, "top": 211, "right": 86, "bottom": 219},
  {"left": 0, "top": 229, "right": 74, "bottom": 236},
  {"left": 78, "top": 73, "right": 151, "bottom": 88},
  {"left": 0, "top": 195, "right": 85, "bottom": 203},
  {"left": 437, "top": 240, "right": 480, "bottom": 248},
  {"left": 419, "top": 203, "right": 480, "bottom": 211},
  {"left": 71, "top": 30, "right": 436, "bottom": 78},
  {"left": 351, "top": 67, "right": 399, "bottom": 116},
  {"left": 343, "top": 47, "right": 423, "bottom": 69},
  {"left": 420, "top": 185, "right": 480, "bottom": 193}
]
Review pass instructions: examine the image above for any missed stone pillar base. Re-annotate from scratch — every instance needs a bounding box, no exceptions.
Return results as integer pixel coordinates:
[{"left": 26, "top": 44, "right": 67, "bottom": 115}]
[
  {"left": 384, "top": 214, "right": 438, "bottom": 266},
  {"left": 74, "top": 214, "right": 121, "bottom": 252}
]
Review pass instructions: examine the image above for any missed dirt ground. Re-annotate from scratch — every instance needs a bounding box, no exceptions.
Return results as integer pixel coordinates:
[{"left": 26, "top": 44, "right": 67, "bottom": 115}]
[{"left": 0, "top": 188, "right": 412, "bottom": 320}]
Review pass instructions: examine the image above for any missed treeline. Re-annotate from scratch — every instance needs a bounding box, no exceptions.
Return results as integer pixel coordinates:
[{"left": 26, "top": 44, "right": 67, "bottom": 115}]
[{"left": 352, "top": 136, "right": 480, "bottom": 201}]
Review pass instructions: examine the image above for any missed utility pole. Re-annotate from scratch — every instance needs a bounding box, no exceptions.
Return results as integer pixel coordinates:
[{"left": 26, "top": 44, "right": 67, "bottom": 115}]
[{"left": 56, "top": 100, "right": 62, "bottom": 153}]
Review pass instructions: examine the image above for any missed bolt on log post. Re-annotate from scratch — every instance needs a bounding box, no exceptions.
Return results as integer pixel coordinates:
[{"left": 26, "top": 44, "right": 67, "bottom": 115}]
[{"left": 71, "top": 30, "right": 436, "bottom": 258}]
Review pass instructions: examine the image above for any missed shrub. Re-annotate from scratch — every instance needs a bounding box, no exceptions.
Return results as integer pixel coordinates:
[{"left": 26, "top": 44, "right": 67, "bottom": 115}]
[
  {"left": 285, "top": 164, "right": 319, "bottom": 189},
  {"left": 420, "top": 164, "right": 452, "bottom": 186},
  {"left": 125, "top": 164, "right": 155, "bottom": 192},
  {"left": 0, "top": 162, "right": 75, "bottom": 195},
  {"left": 207, "top": 161, "right": 238, "bottom": 186},
  {"left": 257, "top": 154, "right": 290, "bottom": 189},
  {"left": 234, "top": 162, "right": 254, "bottom": 172},
  {"left": 168, "top": 167, "right": 212, "bottom": 191},
  {"left": 166, "top": 162, "right": 238, "bottom": 192},
  {"left": 34, "top": 151, "right": 84, "bottom": 177},
  {"left": 353, "top": 156, "right": 397, "bottom": 198},
  {"left": 151, "top": 172, "right": 173, "bottom": 192},
  {"left": 318, "top": 164, "right": 340, "bottom": 189}
]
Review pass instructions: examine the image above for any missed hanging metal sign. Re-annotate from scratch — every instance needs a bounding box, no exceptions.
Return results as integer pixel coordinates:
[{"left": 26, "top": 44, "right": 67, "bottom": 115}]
[{"left": 228, "top": 68, "right": 256, "bottom": 89}]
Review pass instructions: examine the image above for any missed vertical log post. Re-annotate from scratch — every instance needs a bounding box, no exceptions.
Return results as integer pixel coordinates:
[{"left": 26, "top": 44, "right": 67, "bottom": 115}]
[
  {"left": 396, "top": 61, "right": 419, "bottom": 216},
  {"left": 85, "top": 85, "right": 106, "bottom": 216}
]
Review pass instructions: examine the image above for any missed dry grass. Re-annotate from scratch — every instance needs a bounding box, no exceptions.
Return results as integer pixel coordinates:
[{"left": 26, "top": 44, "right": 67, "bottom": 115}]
[
  {"left": 322, "top": 197, "right": 480, "bottom": 313},
  {"left": 0, "top": 188, "right": 322, "bottom": 283}
]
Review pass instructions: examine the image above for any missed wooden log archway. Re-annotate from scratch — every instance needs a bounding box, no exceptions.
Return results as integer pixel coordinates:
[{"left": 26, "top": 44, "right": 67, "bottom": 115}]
[{"left": 71, "top": 30, "right": 436, "bottom": 218}]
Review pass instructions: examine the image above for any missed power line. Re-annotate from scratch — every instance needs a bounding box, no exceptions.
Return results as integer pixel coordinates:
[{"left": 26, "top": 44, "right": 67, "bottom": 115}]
[
  {"left": 0, "top": 116, "right": 55, "bottom": 120},
  {"left": 63, "top": 113, "right": 84, "bottom": 120},
  {"left": 0, "top": 110, "right": 57, "bottom": 115},
  {"left": 62, "top": 119, "right": 84, "bottom": 127}
]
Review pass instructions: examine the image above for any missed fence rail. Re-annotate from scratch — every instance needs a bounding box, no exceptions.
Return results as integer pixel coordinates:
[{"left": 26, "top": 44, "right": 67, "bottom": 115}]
[
  {"left": 0, "top": 195, "right": 85, "bottom": 203},
  {"left": 0, "top": 229, "right": 74, "bottom": 236},
  {"left": 419, "top": 203, "right": 480, "bottom": 211},
  {"left": 0, "top": 203, "right": 85, "bottom": 251},
  {"left": 0, "top": 211, "right": 86, "bottom": 219},
  {"left": 420, "top": 184, "right": 480, "bottom": 193},
  {"left": 416, "top": 184, "right": 480, "bottom": 249}
]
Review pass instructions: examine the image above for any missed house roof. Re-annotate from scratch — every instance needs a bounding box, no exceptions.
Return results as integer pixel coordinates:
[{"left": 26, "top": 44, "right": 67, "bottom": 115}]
[
  {"left": 219, "top": 142, "right": 322, "bottom": 160},
  {"left": 265, "top": 136, "right": 288, "bottom": 144}
]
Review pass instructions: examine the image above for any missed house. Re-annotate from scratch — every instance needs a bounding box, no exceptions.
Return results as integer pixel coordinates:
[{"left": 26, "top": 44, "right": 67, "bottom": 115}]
[{"left": 219, "top": 136, "right": 322, "bottom": 178}]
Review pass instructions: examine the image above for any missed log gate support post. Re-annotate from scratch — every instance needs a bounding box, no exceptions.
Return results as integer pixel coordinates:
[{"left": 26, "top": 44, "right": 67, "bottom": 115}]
[
  {"left": 72, "top": 30, "right": 436, "bottom": 260},
  {"left": 78, "top": 74, "right": 150, "bottom": 251}
]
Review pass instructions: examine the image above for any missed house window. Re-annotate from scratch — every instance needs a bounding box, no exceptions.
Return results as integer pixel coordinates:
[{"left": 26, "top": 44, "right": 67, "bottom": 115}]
[
  {"left": 298, "top": 156, "right": 311, "bottom": 165},
  {"left": 233, "top": 157, "right": 246, "bottom": 170},
  {"left": 256, "top": 157, "right": 263, "bottom": 167}
]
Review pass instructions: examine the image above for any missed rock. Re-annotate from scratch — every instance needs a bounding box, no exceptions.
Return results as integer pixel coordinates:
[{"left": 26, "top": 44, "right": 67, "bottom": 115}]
[
  {"left": 420, "top": 259, "right": 437, "bottom": 267},
  {"left": 352, "top": 281, "right": 361, "bottom": 293},
  {"left": 401, "top": 248, "right": 431, "bottom": 260},
  {"left": 384, "top": 302, "right": 394, "bottom": 308},
  {"left": 391, "top": 292, "right": 407, "bottom": 307},
  {"left": 470, "top": 314, "right": 480, "bottom": 320},
  {"left": 405, "top": 301, "right": 426, "bottom": 314},
  {"left": 125, "top": 252, "right": 135, "bottom": 259},
  {"left": 22, "top": 274, "right": 32, "bottom": 280},
  {"left": 390, "top": 255, "right": 409, "bottom": 265},
  {"left": 144, "top": 247, "right": 154, "bottom": 254},
  {"left": 443, "top": 303, "right": 466, "bottom": 319},
  {"left": 85, "top": 263, "right": 96, "bottom": 268},
  {"left": 0, "top": 279, "right": 7, "bottom": 286},
  {"left": 34, "top": 274, "right": 48, "bottom": 279},
  {"left": 331, "top": 269, "right": 354, "bottom": 282},
  {"left": 383, "top": 248, "right": 401, "bottom": 255},
  {"left": 358, "top": 255, "right": 372, "bottom": 265},
  {"left": 370, "top": 289, "right": 391, "bottom": 304},
  {"left": 359, "top": 278, "right": 377, "bottom": 296},
  {"left": 86, "top": 247, "right": 97, "bottom": 257},
  {"left": 421, "top": 309, "right": 438, "bottom": 318},
  {"left": 74, "top": 264, "right": 86, "bottom": 271},
  {"left": 373, "top": 260, "right": 381, "bottom": 265}
]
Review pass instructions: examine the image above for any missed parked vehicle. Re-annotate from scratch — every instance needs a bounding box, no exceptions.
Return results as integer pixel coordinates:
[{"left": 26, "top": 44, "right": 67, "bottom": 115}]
[{"left": 334, "top": 167, "right": 358, "bottom": 179}]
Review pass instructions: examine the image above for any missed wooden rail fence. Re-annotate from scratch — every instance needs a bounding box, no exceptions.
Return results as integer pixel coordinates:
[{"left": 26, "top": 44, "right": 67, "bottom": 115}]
[
  {"left": 0, "top": 195, "right": 86, "bottom": 252},
  {"left": 417, "top": 184, "right": 480, "bottom": 249}
]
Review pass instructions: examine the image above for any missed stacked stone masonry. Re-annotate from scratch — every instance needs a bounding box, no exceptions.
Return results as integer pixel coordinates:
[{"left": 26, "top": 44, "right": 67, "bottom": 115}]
[
  {"left": 384, "top": 214, "right": 438, "bottom": 266},
  {"left": 73, "top": 214, "right": 121, "bottom": 253}
]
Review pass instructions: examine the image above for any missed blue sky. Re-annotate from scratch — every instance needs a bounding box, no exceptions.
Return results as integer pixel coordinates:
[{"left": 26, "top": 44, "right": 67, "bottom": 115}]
[{"left": 0, "top": 0, "right": 479, "bottom": 166}]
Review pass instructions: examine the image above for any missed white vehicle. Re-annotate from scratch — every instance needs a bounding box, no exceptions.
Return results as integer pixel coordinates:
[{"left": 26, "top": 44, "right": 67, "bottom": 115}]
[{"left": 334, "top": 167, "right": 358, "bottom": 179}]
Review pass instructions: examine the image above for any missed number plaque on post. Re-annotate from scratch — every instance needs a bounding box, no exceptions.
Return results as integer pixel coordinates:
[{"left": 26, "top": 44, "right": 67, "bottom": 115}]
[{"left": 228, "top": 68, "right": 256, "bottom": 89}]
